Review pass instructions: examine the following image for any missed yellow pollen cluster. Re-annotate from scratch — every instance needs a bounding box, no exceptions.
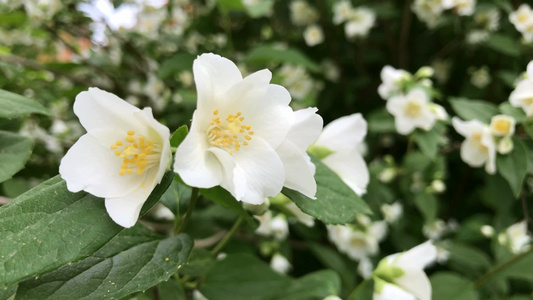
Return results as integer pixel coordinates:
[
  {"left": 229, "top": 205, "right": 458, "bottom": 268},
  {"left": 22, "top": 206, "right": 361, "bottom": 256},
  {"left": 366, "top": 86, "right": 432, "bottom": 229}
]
[
  {"left": 471, "top": 133, "right": 488, "bottom": 153},
  {"left": 207, "top": 110, "right": 254, "bottom": 155},
  {"left": 405, "top": 101, "right": 421, "bottom": 117},
  {"left": 493, "top": 120, "right": 511, "bottom": 134},
  {"left": 110, "top": 130, "right": 155, "bottom": 176}
]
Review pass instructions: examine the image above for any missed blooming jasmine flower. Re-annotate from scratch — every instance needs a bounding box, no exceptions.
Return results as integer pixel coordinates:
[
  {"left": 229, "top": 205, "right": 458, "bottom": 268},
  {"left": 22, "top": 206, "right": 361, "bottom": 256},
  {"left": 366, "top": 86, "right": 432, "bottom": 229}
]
[
  {"left": 59, "top": 88, "right": 171, "bottom": 227},
  {"left": 490, "top": 115, "right": 515, "bottom": 137},
  {"left": 498, "top": 221, "right": 531, "bottom": 254},
  {"left": 381, "top": 202, "right": 403, "bottom": 224},
  {"left": 373, "top": 241, "right": 437, "bottom": 300},
  {"left": 378, "top": 65, "right": 410, "bottom": 100},
  {"left": 510, "top": 4, "right": 533, "bottom": 33},
  {"left": 312, "top": 113, "right": 369, "bottom": 195},
  {"left": 386, "top": 88, "right": 437, "bottom": 135},
  {"left": 303, "top": 24, "right": 324, "bottom": 47},
  {"left": 510, "top": 61, "right": 533, "bottom": 116},
  {"left": 289, "top": 0, "right": 318, "bottom": 26},
  {"left": 270, "top": 253, "right": 292, "bottom": 274},
  {"left": 255, "top": 211, "right": 289, "bottom": 240},
  {"left": 452, "top": 117, "right": 496, "bottom": 174},
  {"left": 332, "top": 0, "right": 354, "bottom": 24},
  {"left": 174, "top": 53, "right": 322, "bottom": 204},
  {"left": 344, "top": 7, "right": 376, "bottom": 39}
]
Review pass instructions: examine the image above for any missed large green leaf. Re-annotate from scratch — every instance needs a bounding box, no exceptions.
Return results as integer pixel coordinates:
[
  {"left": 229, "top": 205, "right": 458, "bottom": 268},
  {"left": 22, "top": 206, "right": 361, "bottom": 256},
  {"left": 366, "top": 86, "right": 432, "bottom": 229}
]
[
  {"left": 309, "top": 243, "right": 357, "bottom": 294},
  {"left": 244, "top": 0, "right": 274, "bottom": 18},
  {"left": 449, "top": 97, "right": 499, "bottom": 123},
  {"left": 158, "top": 53, "right": 196, "bottom": 80},
  {"left": 498, "top": 102, "right": 526, "bottom": 123},
  {"left": 199, "top": 186, "right": 257, "bottom": 228},
  {"left": 0, "top": 172, "right": 174, "bottom": 285},
  {"left": 15, "top": 226, "right": 192, "bottom": 300},
  {"left": 0, "top": 89, "right": 50, "bottom": 118},
  {"left": 431, "top": 272, "right": 478, "bottom": 300},
  {"left": 414, "top": 192, "right": 437, "bottom": 222},
  {"left": 485, "top": 34, "right": 521, "bottom": 57},
  {"left": 283, "top": 156, "right": 370, "bottom": 225},
  {"left": 367, "top": 108, "right": 395, "bottom": 133},
  {"left": 496, "top": 139, "right": 528, "bottom": 198},
  {"left": 277, "top": 270, "right": 341, "bottom": 300},
  {"left": 445, "top": 242, "right": 492, "bottom": 275},
  {"left": 245, "top": 45, "right": 320, "bottom": 72},
  {"left": 199, "top": 253, "right": 291, "bottom": 300},
  {"left": 0, "top": 131, "right": 33, "bottom": 183}
]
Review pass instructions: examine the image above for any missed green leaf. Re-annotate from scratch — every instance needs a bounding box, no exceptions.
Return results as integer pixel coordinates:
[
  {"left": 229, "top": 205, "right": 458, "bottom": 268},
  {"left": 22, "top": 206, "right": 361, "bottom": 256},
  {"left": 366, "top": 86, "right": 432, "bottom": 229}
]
[
  {"left": 367, "top": 108, "right": 395, "bottom": 133},
  {"left": 0, "top": 172, "right": 173, "bottom": 285},
  {"left": 498, "top": 102, "right": 526, "bottom": 123},
  {"left": 0, "top": 131, "right": 33, "bottom": 183},
  {"left": 216, "top": 0, "right": 245, "bottom": 14},
  {"left": 170, "top": 125, "right": 188, "bottom": 148},
  {"left": 283, "top": 156, "right": 370, "bottom": 225},
  {"left": 277, "top": 270, "right": 341, "bottom": 300},
  {"left": 244, "top": 0, "right": 274, "bottom": 18},
  {"left": 158, "top": 279, "right": 186, "bottom": 300},
  {"left": 449, "top": 97, "right": 499, "bottom": 123},
  {"left": 158, "top": 53, "right": 196, "bottom": 80},
  {"left": 309, "top": 243, "right": 357, "bottom": 294},
  {"left": 445, "top": 242, "right": 492, "bottom": 275},
  {"left": 414, "top": 192, "right": 437, "bottom": 222},
  {"left": 413, "top": 129, "right": 440, "bottom": 159},
  {"left": 15, "top": 226, "right": 192, "bottom": 300},
  {"left": 430, "top": 272, "right": 478, "bottom": 300},
  {"left": 199, "top": 253, "right": 291, "bottom": 300},
  {"left": 0, "top": 89, "right": 50, "bottom": 118},
  {"left": 494, "top": 248, "right": 533, "bottom": 281},
  {"left": 496, "top": 138, "right": 528, "bottom": 197},
  {"left": 485, "top": 34, "right": 521, "bottom": 57},
  {"left": 0, "top": 284, "right": 17, "bottom": 300},
  {"left": 245, "top": 45, "right": 320, "bottom": 72},
  {"left": 178, "top": 248, "right": 215, "bottom": 277},
  {"left": 522, "top": 117, "right": 533, "bottom": 139},
  {"left": 199, "top": 186, "right": 258, "bottom": 228}
]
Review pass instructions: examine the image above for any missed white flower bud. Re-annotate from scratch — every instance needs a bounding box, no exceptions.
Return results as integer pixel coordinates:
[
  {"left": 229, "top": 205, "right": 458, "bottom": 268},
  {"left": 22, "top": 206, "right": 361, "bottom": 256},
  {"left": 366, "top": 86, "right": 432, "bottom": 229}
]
[
  {"left": 431, "top": 180, "right": 446, "bottom": 193},
  {"left": 480, "top": 225, "right": 495, "bottom": 238},
  {"left": 497, "top": 136, "right": 514, "bottom": 154}
]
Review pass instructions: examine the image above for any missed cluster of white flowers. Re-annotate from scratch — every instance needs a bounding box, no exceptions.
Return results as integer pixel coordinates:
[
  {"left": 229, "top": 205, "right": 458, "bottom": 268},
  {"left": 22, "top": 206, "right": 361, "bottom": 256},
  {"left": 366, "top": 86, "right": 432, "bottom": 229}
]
[
  {"left": 379, "top": 66, "right": 448, "bottom": 135},
  {"left": 289, "top": 0, "right": 319, "bottom": 27},
  {"left": 278, "top": 64, "right": 316, "bottom": 100},
  {"left": 510, "top": 4, "right": 533, "bottom": 43},
  {"left": 380, "top": 202, "right": 403, "bottom": 224},
  {"left": 373, "top": 241, "right": 437, "bottom": 300},
  {"left": 23, "top": 0, "right": 62, "bottom": 23},
  {"left": 510, "top": 61, "right": 533, "bottom": 116},
  {"left": 332, "top": 1, "right": 376, "bottom": 39},
  {"left": 412, "top": 0, "right": 476, "bottom": 28}
]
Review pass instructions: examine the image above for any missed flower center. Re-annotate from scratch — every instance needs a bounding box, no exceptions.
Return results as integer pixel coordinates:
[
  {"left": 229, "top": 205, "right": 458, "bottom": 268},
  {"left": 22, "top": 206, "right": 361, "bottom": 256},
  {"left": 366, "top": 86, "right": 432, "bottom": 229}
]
[
  {"left": 493, "top": 119, "right": 511, "bottom": 134},
  {"left": 471, "top": 133, "right": 488, "bottom": 153},
  {"left": 207, "top": 110, "right": 254, "bottom": 155},
  {"left": 524, "top": 97, "right": 533, "bottom": 105},
  {"left": 110, "top": 130, "right": 160, "bottom": 176},
  {"left": 405, "top": 101, "right": 421, "bottom": 117}
]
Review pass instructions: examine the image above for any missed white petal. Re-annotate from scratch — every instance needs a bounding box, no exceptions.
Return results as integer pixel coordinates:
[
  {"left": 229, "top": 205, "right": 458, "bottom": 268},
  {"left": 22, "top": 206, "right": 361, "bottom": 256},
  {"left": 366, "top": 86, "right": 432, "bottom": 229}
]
[
  {"left": 73, "top": 88, "right": 142, "bottom": 134},
  {"left": 194, "top": 53, "right": 243, "bottom": 111},
  {"left": 104, "top": 172, "right": 157, "bottom": 228},
  {"left": 285, "top": 107, "right": 323, "bottom": 152},
  {"left": 374, "top": 282, "right": 416, "bottom": 300},
  {"left": 208, "top": 147, "right": 247, "bottom": 200},
  {"left": 174, "top": 111, "right": 223, "bottom": 188},
  {"left": 322, "top": 151, "right": 369, "bottom": 195},
  {"left": 452, "top": 117, "right": 485, "bottom": 138},
  {"left": 396, "top": 241, "right": 437, "bottom": 270},
  {"left": 232, "top": 137, "right": 285, "bottom": 204},
  {"left": 460, "top": 140, "right": 488, "bottom": 167},
  {"left": 527, "top": 61, "right": 533, "bottom": 79},
  {"left": 407, "top": 88, "right": 428, "bottom": 103},
  {"left": 394, "top": 115, "right": 416, "bottom": 135},
  {"left": 395, "top": 269, "right": 432, "bottom": 300},
  {"left": 315, "top": 113, "right": 366, "bottom": 153},
  {"left": 59, "top": 134, "right": 144, "bottom": 197},
  {"left": 386, "top": 95, "right": 407, "bottom": 116},
  {"left": 277, "top": 142, "right": 317, "bottom": 198}
]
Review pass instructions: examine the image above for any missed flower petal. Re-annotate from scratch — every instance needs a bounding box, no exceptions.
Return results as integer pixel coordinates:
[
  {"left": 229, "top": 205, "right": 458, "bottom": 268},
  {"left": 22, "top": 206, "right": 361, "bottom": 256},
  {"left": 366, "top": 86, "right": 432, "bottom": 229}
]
[
  {"left": 374, "top": 281, "right": 416, "bottom": 300},
  {"left": 315, "top": 113, "right": 366, "bottom": 152},
  {"left": 452, "top": 117, "right": 486, "bottom": 138},
  {"left": 396, "top": 241, "right": 437, "bottom": 270},
  {"left": 277, "top": 142, "right": 317, "bottom": 198},
  {"left": 232, "top": 137, "right": 285, "bottom": 204},
  {"left": 194, "top": 53, "right": 243, "bottom": 111},
  {"left": 322, "top": 150, "right": 369, "bottom": 195},
  {"left": 174, "top": 111, "right": 223, "bottom": 188},
  {"left": 208, "top": 147, "right": 247, "bottom": 200},
  {"left": 461, "top": 140, "right": 488, "bottom": 167},
  {"left": 74, "top": 88, "right": 142, "bottom": 133},
  {"left": 386, "top": 95, "right": 407, "bottom": 116},
  {"left": 394, "top": 115, "right": 416, "bottom": 135},
  {"left": 284, "top": 107, "right": 323, "bottom": 151},
  {"left": 59, "top": 134, "right": 144, "bottom": 197},
  {"left": 395, "top": 269, "right": 432, "bottom": 300}
]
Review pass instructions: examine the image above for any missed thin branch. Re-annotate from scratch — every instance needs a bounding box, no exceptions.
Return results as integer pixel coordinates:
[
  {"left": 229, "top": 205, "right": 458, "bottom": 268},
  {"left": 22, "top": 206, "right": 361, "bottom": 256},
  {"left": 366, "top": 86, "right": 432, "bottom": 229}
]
[{"left": 474, "top": 247, "right": 533, "bottom": 288}]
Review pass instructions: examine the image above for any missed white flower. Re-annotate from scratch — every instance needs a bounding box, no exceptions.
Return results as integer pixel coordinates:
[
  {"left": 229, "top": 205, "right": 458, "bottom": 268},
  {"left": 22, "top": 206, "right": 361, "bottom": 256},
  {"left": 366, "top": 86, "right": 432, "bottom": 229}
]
[
  {"left": 333, "top": 0, "right": 354, "bottom": 24},
  {"left": 59, "top": 88, "right": 171, "bottom": 228},
  {"left": 470, "top": 66, "right": 491, "bottom": 88},
  {"left": 452, "top": 117, "right": 496, "bottom": 174},
  {"left": 323, "top": 296, "right": 343, "bottom": 300},
  {"left": 510, "top": 4, "right": 533, "bottom": 33},
  {"left": 499, "top": 221, "right": 531, "bottom": 254},
  {"left": 429, "top": 103, "right": 448, "bottom": 120},
  {"left": 174, "top": 54, "right": 322, "bottom": 204},
  {"left": 510, "top": 61, "right": 533, "bottom": 116},
  {"left": 449, "top": 0, "right": 476, "bottom": 16},
  {"left": 290, "top": 0, "right": 319, "bottom": 26},
  {"left": 497, "top": 136, "right": 514, "bottom": 154},
  {"left": 23, "top": 0, "right": 61, "bottom": 22},
  {"left": 255, "top": 211, "right": 289, "bottom": 240},
  {"left": 381, "top": 202, "right": 403, "bottom": 224},
  {"left": 474, "top": 9, "right": 500, "bottom": 31},
  {"left": 431, "top": 60, "right": 451, "bottom": 84},
  {"left": 313, "top": 114, "right": 369, "bottom": 195},
  {"left": 466, "top": 30, "right": 490, "bottom": 44},
  {"left": 480, "top": 225, "right": 495, "bottom": 237},
  {"left": 430, "top": 179, "right": 446, "bottom": 193},
  {"left": 270, "top": 253, "right": 292, "bottom": 274},
  {"left": 322, "top": 60, "right": 340, "bottom": 82},
  {"left": 344, "top": 7, "right": 376, "bottom": 39},
  {"left": 490, "top": 115, "right": 515, "bottom": 137},
  {"left": 423, "top": 219, "right": 447, "bottom": 240},
  {"left": 304, "top": 24, "right": 324, "bottom": 47},
  {"left": 373, "top": 241, "right": 437, "bottom": 300},
  {"left": 327, "top": 225, "right": 381, "bottom": 261},
  {"left": 378, "top": 65, "right": 410, "bottom": 100},
  {"left": 358, "top": 256, "right": 374, "bottom": 279},
  {"left": 386, "top": 88, "right": 437, "bottom": 135},
  {"left": 411, "top": 0, "right": 444, "bottom": 28}
]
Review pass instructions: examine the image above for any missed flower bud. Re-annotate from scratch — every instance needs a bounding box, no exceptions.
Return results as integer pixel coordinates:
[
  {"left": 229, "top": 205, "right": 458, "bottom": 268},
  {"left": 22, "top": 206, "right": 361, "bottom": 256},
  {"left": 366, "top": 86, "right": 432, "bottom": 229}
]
[
  {"left": 490, "top": 115, "right": 515, "bottom": 137},
  {"left": 431, "top": 180, "right": 446, "bottom": 193},
  {"left": 415, "top": 66, "right": 434, "bottom": 78},
  {"left": 497, "top": 136, "right": 514, "bottom": 154}
]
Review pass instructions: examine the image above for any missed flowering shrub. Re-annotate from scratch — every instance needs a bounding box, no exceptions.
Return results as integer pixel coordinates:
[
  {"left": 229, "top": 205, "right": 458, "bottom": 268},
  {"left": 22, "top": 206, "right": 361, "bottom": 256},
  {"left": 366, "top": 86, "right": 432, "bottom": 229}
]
[{"left": 0, "top": 0, "right": 532, "bottom": 299}]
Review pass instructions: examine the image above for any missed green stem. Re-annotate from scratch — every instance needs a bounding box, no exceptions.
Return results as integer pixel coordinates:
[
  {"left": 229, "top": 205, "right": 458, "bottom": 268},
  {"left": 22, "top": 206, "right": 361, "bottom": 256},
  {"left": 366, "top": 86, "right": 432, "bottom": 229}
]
[
  {"left": 211, "top": 217, "right": 243, "bottom": 256},
  {"left": 175, "top": 188, "right": 199, "bottom": 234},
  {"left": 347, "top": 279, "right": 370, "bottom": 300},
  {"left": 407, "top": 134, "right": 415, "bottom": 153},
  {"left": 474, "top": 247, "right": 533, "bottom": 288}
]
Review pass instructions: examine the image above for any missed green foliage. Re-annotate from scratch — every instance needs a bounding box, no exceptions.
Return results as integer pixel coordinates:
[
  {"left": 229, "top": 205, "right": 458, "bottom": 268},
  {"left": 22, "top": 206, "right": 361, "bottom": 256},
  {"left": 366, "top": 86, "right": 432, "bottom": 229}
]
[
  {"left": 276, "top": 270, "right": 341, "bottom": 300},
  {"left": 0, "top": 131, "right": 33, "bottom": 183},
  {"left": 0, "top": 89, "right": 50, "bottom": 118},
  {"left": 431, "top": 272, "right": 479, "bottom": 300},
  {"left": 449, "top": 98, "right": 499, "bottom": 123},
  {"left": 0, "top": 172, "right": 173, "bottom": 285},
  {"left": 15, "top": 226, "right": 192, "bottom": 300},
  {"left": 245, "top": 45, "right": 320, "bottom": 72},
  {"left": 496, "top": 139, "right": 528, "bottom": 198},
  {"left": 485, "top": 34, "right": 521, "bottom": 57},
  {"left": 199, "top": 186, "right": 258, "bottom": 228},
  {"left": 283, "top": 156, "right": 370, "bottom": 225}
]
